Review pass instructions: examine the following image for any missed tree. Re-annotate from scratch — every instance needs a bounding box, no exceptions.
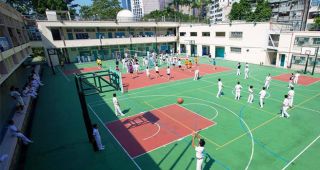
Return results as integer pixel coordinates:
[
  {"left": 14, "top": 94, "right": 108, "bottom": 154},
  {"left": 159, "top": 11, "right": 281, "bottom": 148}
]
[
  {"left": 79, "top": 5, "right": 93, "bottom": 19},
  {"left": 312, "top": 16, "right": 320, "bottom": 30},
  {"left": 6, "top": 0, "right": 33, "bottom": 14},
  {"left": 252, "top": 0, "right": 272, "bottom": 22},
  {"left": 31, "top": 0, "right": 73, "bottom": 14},
  {"left": 91, "top": 0, "right": 122, "bottom": 19},
  {"left": 229, "top": 0, "right": 271, "bottom": 22}
]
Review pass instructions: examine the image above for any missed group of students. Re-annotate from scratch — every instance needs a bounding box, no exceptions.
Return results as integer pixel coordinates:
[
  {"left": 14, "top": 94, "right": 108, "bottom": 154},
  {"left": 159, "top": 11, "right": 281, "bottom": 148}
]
[{"left": 216, "top": 63, "right": 300, "bottom": 118}]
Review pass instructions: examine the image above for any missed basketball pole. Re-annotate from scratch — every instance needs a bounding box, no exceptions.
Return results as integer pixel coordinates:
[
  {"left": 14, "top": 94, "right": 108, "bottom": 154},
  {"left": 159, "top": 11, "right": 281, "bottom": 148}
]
[
  {"left": 311, "top": 47, "right": 319, "bottom": 75},
  {"left": 304, "top": 53, "right": 310, "bottom": 74}
]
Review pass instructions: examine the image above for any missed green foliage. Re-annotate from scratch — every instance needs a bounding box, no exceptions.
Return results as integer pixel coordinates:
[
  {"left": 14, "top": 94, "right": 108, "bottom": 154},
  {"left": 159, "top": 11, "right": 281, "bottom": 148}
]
[
  {"left": 32, "top": 0, "right": 72, "bottom": 14},
  {"left": 79, "top": 5, "right": 93, "bottom": 19},
  {"left": 91, "top": 0, "right": 122, "bottom": 19},
  {"left": 314, "top": 17, "right": 320, "bottom": 26},
  {"left": 6, "top": 0, "right": 33, "bottom": 14},
  {"left": 229, "top": 0, "right": 271, "bottom": 22},
  {"left": 143, "top": 7, "right": 198, "bottom": 21}
]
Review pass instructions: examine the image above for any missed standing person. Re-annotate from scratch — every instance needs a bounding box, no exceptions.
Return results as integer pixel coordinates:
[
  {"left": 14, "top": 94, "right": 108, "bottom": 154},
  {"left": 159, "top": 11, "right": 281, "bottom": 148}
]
[
  {"left": 208, "top": 53, "right": 212, "bottom": 63},
  {"left": 192, "top": 133, "right": 205, "bottom": 170},
  {"left": 264, "top": 74, "right": 272, "bottom": 89},
  {"left": 122, "top": 57, "right": 126, "bottom": 69},
  {"left": 244, "top": 63, "right": 249, "bottom": 79},
  {"left": 236, "top": 62, "right": 241, "bottom": 75},
  {"left": 247, "top": 85, "right": 254, "bottom": 103},
  {"left": 288, "top": 87, "right": 295, "bottom": 108},
  {"left": 259, "top": 87, "right": 267, "bottom": 108},
  {"left": 112, "top": 93, "right": 124, "bottom": 116},
  {"left": 281, "top": 95, "right": 290, "bottom": 118},
  {"left": 234, "top": 82, "right": 242, "bottom": 100},
  {"left": 288, "top": 73, "right": 294, "bottom": 88},
  {"left": 128, "top": 64, "right": 134, "bottom": 78},
  {"left": 166, "top": 66, "right": 171, "bottom": 80},
  {"left": 96, "top": 58, "right": 102, "bottom": 69},
  {"left": 194, "top": 67, "right": 200, "bottom": 80},
  {"left": 178, "top": 59, "right": 182, "bottom": 70},
  {"left": 294, "top": 72, "right": 300, "bottom": 84},
  {"left": 92, "top": 124, "right": 104, "bottom": 151},
  {"left": 146, "top": 66, "right": 151, "bottom": 79},
  {"left": 8, "top": 120, "right": 33, "bottom": 145},
  {"left": 216, "top": 78, "right": 223, "bottom": 98},
  {"left": 155, "top": 64, "right": 161, "bottom": 78}
]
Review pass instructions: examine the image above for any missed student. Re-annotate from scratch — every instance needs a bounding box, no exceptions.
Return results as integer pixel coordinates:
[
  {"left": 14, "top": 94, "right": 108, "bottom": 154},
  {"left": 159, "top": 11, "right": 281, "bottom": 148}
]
[
  {"left": 247, "top": 85, "right": 254, "bottom": 103},
  {"left": 264, "top": 74, "right": 272, "bottom": 89},
  {"left": 192, "top": 133, "right": 205, "bottom": 170},
  {"left": 178, "top": 59, "right": 182, "bottom": 69},
  {"left": 155, "top": 64, "right": 160, "bottom": 78},
  {"left": 93, "top": 124, "right": 104, "bottom": 151},
  {"left": 184, "top": 59, "right": 189, "bottom": 70},
  {"left": 129, "top": 64, "right": 134, "bottom": 78},
  {"left": 259, "top": 87, "right": 267, "bottom": 108},
  {"left": 244, "top": 63, "right": 249, "bottom": 79},
  {"left": 236, "top": 62, "right": 241, "bottom": 75},
  {"left": 112, "top": 93, "right": 124, "bottom": 116},
  {"left": 294, "top": 73, "right": 300, "bottom": 84},
  {"left": 188, "top": 60, "right": 193, "bottom": 71},
  {"left": 166, "top": 66, "right": 171, "bottom": 80},
  {"left": 281, "top": 95, "right": 290, "bottom": 118},
  {"left": 288, "top": 87, "right": 295, "bottom": 108},
  {"left": 212, "top": 58, "right": 216, "bottom": 70},
  {"left": 122, "top": 58, "right": 126, "bottom": 69},
  {"left": 146, "top": 67, "right": 150, "bottom": 79},
  {"left": 194, "top": 67, "right": 200, "bottom": 80},
  {"left": 234, "top": 81, "right": 242, "bottom": 100},
  {"left": 288, "top": 73, "right": 294, "bottom": 88},
  {"left": 10, "top": 86, "right": 24, "bottom": 112},
  {"left": 115, "top": 65, "right": 120, "bottom": 72},
  {"left": 216, "top": 78, "right": 223, "bottom": 98},
  {"left": 8, "top": 120, "right": 33, "bottom": 145},
  {"left": 194, "top": 56, "right": 199, "bottom": 65},
  {"left": 96, "top": 58, "right": 102, "bottom": 69}
]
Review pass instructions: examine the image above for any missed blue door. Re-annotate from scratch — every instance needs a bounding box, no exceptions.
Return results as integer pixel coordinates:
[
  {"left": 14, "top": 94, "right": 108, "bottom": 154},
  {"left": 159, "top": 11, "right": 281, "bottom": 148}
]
[
  {"left": 215, "top": 47, "right": 225, "bottom": 58},
  {"left": 280, "top": 54, "right": 285, "bottom": 67}
]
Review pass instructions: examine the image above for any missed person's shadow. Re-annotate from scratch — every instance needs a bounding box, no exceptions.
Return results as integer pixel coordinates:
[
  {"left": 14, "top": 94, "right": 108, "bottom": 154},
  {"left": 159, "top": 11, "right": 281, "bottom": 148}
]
[{"left": 203, "top": 154, "right": 215, "bottom": 170}]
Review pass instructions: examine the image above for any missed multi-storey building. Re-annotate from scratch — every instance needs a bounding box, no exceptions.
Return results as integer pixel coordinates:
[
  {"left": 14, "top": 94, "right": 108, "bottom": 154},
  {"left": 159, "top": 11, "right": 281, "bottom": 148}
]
[
  {"left": 269, "top": 0, "right": 306, "bottom": 31},
  {"left": 120, "top": 0, "right": 132, "bottom": 10},
  {"left": 306, "top": 0, "right": 320, "bottom": 31},
  {"left": 34, "top": 10, "right": 178, "bottom": 65},
  {"left": 209, "top": 0, "right": 239, "bottom": 23},
  {"left": 0, "top": 2, "right": 32, "bottom": 84}
]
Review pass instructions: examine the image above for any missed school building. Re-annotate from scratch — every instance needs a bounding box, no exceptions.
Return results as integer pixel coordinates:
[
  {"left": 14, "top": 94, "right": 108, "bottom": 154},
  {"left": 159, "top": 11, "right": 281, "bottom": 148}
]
[{"left": 32, "top": 10, "right": 320, "bottom": 72}]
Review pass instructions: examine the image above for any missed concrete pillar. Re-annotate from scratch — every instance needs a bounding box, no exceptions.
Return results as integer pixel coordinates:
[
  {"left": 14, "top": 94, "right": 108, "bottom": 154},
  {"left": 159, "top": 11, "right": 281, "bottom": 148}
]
[
  {"left": 197, "top": 44, "right": 202, "bottom": 56},
  {"left": 210, "top": 45, "right": 215, "bottom": 56},
  {"left": 186, "top": 44, "right": 191, "bottom": 56}
]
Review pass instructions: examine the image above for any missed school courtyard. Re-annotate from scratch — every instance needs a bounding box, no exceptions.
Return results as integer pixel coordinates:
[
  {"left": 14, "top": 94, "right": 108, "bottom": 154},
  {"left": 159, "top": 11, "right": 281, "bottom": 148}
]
[{"left": 21, "top": 58, "right": 320, "bottom": 170}]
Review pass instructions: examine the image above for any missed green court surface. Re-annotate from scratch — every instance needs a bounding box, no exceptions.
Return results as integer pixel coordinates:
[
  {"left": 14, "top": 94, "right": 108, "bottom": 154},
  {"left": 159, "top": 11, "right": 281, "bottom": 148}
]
[{"left": 24, "top": 58, "right": 320, "bottom": 170}]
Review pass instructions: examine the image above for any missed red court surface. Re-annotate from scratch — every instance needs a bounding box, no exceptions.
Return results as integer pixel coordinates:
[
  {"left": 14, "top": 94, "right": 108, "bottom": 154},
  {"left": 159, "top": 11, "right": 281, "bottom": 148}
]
[
  {"left": 64, "top": 66, "right": 101, "bottom": 75},
  {"left": 273, "top": 73, "right": 320, "bottom": 86},
  {"left": 106, "top": 104, "right": 215, "bottom": 158},
  {"left": 122, "top": 64, "right": 230, "bottom": 91}
]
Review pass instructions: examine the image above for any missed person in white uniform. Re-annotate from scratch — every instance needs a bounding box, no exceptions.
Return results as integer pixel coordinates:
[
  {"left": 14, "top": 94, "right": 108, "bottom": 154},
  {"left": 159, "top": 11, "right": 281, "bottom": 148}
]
[
  {"left": 216, "top": 78, "right": 223, "bottom": 98},
  {"left": 244, "top": 63, "right": 249, "bottom": 79},
  {"left": 264, "top": 74, "right": 272, "bottom": 89},
  {"left": 8, "top": 120, "right": 33, "bottom": 145},
  {"left": 194, "top": 67, "right": 200, "bottom": 80},
  {"left": 294, "top": 73, "right": 300, "bottom": 84},
  {"left": 259, "top": 87, "right": 267, "bottom": 108},
  {"left": 236, "top": 63, "right": 241, "bottom": 75},
  {"left": 192, "top": 133, "right": 205, "bottom": 170},
  {"left": 288, "top": 74, "right": 294, "bottom": 88},
  {"left": 166, "top": 66, "right": 171, "bottom": 80},
  {"left": 234, "top": 82, "right": 242, "bottom": 100},
  {"left": 247, "top": 85, "right": 254, "bottom": 103},
  {"left": 281, "top": 95, "right": 290, "bottom": 118},
  {"left": 93, "top": 124, "right": 104, "bottom": 151},
  {"left": 146, "top": 66, "right": 150, "bottom": 79},
  {"left": 288, "top": 87, "right": 295, "bottom": 108},
  {"left": 113, "top": 93, "right": 124, "bottom": 116}
]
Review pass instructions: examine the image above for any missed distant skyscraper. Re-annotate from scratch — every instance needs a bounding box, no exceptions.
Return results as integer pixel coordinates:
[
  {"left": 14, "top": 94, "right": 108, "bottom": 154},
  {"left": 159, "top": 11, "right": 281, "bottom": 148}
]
[{"left": 120, "top": 0, "right": 132, "bottom": 10}]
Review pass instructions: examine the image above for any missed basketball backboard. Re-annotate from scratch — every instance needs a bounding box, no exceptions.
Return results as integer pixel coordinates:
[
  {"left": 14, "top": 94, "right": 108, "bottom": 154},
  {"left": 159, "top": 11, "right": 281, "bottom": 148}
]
[{"left": 301, "top": 47, "right": 316, "bottom": 56}]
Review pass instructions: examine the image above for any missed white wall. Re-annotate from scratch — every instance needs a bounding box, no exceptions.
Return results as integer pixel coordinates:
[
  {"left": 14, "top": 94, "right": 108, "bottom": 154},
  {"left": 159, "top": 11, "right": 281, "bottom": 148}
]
[{"left": 179, "top": 23, "right": 271, "bottom": 64}]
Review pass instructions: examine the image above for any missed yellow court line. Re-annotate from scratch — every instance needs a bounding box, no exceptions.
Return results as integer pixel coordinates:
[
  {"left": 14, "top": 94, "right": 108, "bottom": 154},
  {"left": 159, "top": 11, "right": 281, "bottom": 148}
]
[
  {"left": 144, "top": 102, "right": 222, "bottom": 148},
  {"left": 216, "top": 115, "right": 279, "bottom": 150},
  {"left": 292, "top": 93, "right": 320, "bottom": 108}
]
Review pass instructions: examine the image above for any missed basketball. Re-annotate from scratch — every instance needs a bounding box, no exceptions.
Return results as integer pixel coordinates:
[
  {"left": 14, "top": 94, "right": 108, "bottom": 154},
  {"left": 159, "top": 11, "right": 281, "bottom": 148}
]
[{"left": 177, "top": 98, "right": 184, "bottom": 104}]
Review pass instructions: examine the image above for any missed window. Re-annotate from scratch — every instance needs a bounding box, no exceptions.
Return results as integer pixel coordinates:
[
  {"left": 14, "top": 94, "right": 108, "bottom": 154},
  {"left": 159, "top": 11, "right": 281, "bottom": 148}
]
[
  {"left": 294, "top": 37, "right": 310, "bottom": 46},
  {"left": 230, "top": 47, "right": 241, "bottom": 53},
  {"left": 75, "top": 33, "right": 89, "bottom": 39},
  {"left": 230, "top": 32, "right": 243, "bottom": 38},
  {"left": 51, "top": 28, "right": 61, "bottom": 40},
  {"left": 67, "top": 33, "right": 73, "bottom": 40},
  {"left": 66, "top": 29, "right": 73, "bottom": 32},
  {"left": 180, "top": 32, "right": 186, "bottom": 36},
  {"left": 74, "top": 28, "right": 84, "bottom": 32},
  {"left": 85, "top": 28, "right": 95, "bottom": 32},
  {"left": 202, "top": 32, "right": 210, "bottom": 37},
  {"left": 312, "top": 37, "right": 320, "bottom": 45},
  {"left": 190, "top": 32, "right": 197, "bottom": 36},
  {"left": 216, "top": 32, "right": 225, "bottom": 37}
]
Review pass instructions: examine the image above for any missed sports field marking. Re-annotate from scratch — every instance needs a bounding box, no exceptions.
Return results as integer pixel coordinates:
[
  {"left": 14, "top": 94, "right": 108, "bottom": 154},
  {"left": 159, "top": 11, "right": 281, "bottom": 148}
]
[
  {"left": 142, "top": 122, "right": 161, "bottom": 140},
  {"left": 144, "top": 102, "right": 221, "bottom": 148},
  {"left": 182, "top": 103, "right": 219, "bottom": 120},
  {"left": 87, "top": 104, "right": 142, "bottom": 170},
  {"left": 281, "top": 134, "right": 320, "bottom": 170}
]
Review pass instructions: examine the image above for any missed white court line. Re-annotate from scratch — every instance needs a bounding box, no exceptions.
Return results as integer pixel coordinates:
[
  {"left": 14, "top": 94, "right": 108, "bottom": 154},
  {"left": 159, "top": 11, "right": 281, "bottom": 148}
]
[
  {"left": 57, "top": 66, "right": 70, "bottom": 82},
  {"left": 88, "top": 71, "right": 235, "bottom": 105},
  {"left": 142, "top": 123, "right": 161, "bottom": 141},
  {"left": 282, "top": 134, "right": 320, "bottom": 170},
  {"left": 87, "top": 104, "right": 142, "bottom": 170}
]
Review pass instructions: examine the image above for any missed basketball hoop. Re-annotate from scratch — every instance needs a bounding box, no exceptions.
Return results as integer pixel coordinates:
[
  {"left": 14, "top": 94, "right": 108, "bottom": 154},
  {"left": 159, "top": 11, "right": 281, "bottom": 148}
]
[{"left": 301, "top": 47, "right": 316, "bottom": 56}]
